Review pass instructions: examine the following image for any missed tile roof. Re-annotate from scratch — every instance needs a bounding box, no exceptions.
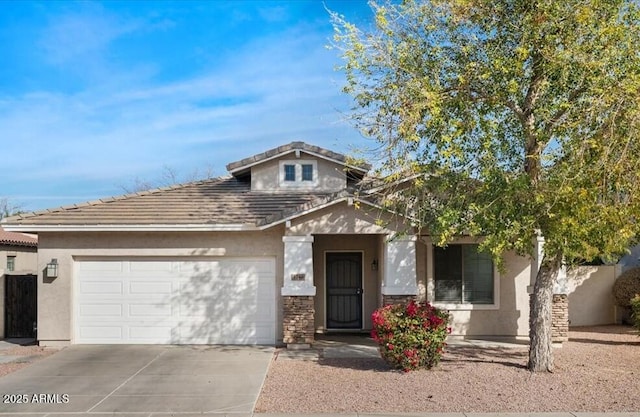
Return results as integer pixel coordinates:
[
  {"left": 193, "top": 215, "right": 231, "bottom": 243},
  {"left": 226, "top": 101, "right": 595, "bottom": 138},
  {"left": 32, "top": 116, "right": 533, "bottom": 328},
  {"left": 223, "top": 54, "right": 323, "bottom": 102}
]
[
  {"left": 0, "top": 227, "right": 38, "bottom": 247},
  {"left": 2, "top": 177, "right": 332, "bottom": 227},
  {"left": 226, "top": 141, "right": 371, "bottom": 174}
]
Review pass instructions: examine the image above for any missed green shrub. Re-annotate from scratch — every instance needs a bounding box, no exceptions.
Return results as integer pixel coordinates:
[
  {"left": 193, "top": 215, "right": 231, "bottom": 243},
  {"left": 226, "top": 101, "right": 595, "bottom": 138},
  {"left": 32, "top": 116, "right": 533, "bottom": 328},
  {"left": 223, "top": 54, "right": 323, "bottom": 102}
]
[
  {"left": 371, "top": 301, "right": 450, "bottom": 372},
  {"left": 612, "top": 267, "right": 640, "bottom": 307},
  {"left": 630, "top": 295, "right": 640, "bottom": 333}
]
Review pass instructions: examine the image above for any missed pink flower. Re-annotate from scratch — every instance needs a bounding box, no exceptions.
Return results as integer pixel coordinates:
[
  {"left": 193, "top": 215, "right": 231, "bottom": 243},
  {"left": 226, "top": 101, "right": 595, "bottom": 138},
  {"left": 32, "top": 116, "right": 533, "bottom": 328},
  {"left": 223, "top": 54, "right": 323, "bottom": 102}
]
[
  {"left": 406, "top": 301, "right": 418, "bottom": 317},
  {"left": 371, "top": 329, "right": 380, "bottom": 342}
]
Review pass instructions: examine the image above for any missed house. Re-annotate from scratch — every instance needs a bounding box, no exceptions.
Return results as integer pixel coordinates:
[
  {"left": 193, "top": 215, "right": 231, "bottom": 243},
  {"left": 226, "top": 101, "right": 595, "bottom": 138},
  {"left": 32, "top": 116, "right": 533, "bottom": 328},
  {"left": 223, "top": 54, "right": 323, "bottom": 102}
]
[
  {"left": 1, "top": 142, "right": 570, "bottom": 347},
  {"left": 0, "top": 227, "right": 38, "bottom": 338}
]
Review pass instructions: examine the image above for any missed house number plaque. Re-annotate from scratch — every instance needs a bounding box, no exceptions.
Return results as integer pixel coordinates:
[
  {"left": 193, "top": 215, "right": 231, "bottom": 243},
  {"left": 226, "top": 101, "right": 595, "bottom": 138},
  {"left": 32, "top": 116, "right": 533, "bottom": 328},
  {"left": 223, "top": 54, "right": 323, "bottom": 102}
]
[{"left": 291, "top": 273, "right": 306, "bottom": 281}]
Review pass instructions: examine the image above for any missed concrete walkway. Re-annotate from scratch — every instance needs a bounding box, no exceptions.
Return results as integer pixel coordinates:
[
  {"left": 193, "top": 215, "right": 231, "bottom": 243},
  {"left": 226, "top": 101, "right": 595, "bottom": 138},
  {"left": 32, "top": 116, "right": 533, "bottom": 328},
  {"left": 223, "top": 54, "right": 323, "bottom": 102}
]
[{"left": 278, "top": 333, "right": 529, "bottom": 360}]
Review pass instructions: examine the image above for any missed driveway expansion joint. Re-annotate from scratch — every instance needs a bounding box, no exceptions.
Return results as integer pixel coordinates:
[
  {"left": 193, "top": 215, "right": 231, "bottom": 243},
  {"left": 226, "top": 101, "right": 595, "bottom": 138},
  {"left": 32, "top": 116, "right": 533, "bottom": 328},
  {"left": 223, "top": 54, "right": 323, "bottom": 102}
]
[{"left": 85, "top": 349, "right": 167, "bottom": 413}]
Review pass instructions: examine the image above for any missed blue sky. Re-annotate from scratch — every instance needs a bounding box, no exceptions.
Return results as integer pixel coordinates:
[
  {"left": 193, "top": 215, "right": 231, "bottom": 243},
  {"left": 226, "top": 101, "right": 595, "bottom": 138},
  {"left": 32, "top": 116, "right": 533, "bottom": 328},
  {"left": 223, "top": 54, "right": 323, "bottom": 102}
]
[{"left": 0, "top": 1, "right": 376, "bottom": 212}]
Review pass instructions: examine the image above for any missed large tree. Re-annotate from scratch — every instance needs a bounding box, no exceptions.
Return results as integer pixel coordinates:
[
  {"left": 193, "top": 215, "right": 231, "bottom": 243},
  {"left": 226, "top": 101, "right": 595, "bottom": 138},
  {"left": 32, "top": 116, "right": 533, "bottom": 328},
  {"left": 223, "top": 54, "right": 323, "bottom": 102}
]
[{"left": 332, "top": 0, "right": 640, "bottom": 371}]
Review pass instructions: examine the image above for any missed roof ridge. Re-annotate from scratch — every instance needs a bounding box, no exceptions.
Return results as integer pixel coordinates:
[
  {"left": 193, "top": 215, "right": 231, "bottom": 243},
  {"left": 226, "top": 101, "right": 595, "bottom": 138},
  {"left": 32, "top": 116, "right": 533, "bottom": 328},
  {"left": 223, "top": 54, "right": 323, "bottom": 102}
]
[
  {"left": 1, "top": 175, "right": 232, "bottom": 222},
  {"left": 226, "top": 141, "right": 371, "bottom": 174}
]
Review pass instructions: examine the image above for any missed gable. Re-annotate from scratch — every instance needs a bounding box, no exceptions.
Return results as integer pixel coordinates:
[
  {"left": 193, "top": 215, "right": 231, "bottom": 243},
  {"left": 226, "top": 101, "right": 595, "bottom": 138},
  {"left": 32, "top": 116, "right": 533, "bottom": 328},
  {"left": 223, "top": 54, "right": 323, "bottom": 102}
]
[
  {"left": 226, "top": 141, "right": 370, "bottom": 193},
  {"left": 287, "top": 201, "right": 408, "bottom": 235},
  {"left": 250, "top": 153, "right": 347, "bottom": 192}
]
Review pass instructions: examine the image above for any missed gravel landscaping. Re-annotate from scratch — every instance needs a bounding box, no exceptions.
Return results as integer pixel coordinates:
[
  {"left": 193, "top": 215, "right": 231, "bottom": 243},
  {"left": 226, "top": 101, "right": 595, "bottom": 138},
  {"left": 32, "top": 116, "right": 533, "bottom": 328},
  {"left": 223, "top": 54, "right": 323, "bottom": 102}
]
[
  {"left": 0, "top": 344, "right": 59, "bottom": 377},
  {"left": 255, "top": 325, "right": 639, "bottom": 413}
]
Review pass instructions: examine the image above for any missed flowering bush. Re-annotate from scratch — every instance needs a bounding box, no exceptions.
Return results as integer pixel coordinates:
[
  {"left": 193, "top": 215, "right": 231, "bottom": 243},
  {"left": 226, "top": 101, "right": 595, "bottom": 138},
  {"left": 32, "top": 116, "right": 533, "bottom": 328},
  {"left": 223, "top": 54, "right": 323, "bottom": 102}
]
[
  {"left": 631, "top": 294, "right": 640, "bottom": 333},
  {"left": 371, "top": 300, "right": 451, "bottom": 371}
]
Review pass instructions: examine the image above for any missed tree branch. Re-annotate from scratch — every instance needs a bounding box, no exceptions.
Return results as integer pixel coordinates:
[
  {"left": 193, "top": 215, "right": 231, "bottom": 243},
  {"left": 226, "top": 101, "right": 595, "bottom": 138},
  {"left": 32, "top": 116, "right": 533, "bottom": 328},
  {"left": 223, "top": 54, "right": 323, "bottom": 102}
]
[
  {"left": 522, "top": 51, "right": 545, "bottom": 117},
  {"left": 543, "top": 86, "right": 587, "bottom": 136}
]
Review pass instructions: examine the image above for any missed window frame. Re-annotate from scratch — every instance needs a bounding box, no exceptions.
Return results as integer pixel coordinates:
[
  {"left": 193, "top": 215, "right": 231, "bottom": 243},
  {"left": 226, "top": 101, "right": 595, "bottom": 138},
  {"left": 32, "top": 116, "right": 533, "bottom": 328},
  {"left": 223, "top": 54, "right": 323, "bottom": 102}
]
[
  {"left": 6, "top": 255, "right": 15, "bottom": 272},
  {"left": 426, "top": 239, "right": 500, "bottom": 311},
  {"left": 278, "top": 160, "right": 318, "bottom": 188},
  {"left": 301, "top": 163, "right": 314, "bottom": 182},
  {"left": 283, "top": 164, "right": 296, "bottom": 182}
]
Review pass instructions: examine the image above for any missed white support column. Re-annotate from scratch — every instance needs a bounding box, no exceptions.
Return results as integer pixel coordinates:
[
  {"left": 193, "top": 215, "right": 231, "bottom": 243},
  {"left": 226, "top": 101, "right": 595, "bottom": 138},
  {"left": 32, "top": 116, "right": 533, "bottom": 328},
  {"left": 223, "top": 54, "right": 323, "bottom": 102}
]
[
  {"left": 381, "top": 235, "right": 418, "bottom": 296},
  {"left": 528, "top": 234, "right": 568, "bottom": 294},
  {"left": 553, "top": 264, "right": 568, "bottom": 294},
  {"left": 281, "top": 235, "right": 316, "bottom": 296}
]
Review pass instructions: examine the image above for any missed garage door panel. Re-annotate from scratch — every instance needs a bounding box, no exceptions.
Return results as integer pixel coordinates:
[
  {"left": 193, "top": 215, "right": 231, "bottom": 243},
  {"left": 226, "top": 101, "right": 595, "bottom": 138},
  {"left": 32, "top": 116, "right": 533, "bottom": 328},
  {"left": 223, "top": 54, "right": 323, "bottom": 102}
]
[
  {"left": 129, "top": 326, "right": 173, "bottom": 341},
  {"left": 78, "top": 261, "right": 124, "bottom": 273},
  {"left": 80, "top": 281, "right": 124, "bottom": 295},
  {"left": 79, "top": 303, "right": 123, "bottom": 317},
  {"left": 128, "top": 303, "right": 173, "bottom": 317},
  {"left": 78, "top": 326, "right": 123, "bottom": 340},
  {"left": 76, "top": 258, "right": 276, "bottom": 344},
  {"left": 129, "top": 281, "right": 173, "bottom": 294}
]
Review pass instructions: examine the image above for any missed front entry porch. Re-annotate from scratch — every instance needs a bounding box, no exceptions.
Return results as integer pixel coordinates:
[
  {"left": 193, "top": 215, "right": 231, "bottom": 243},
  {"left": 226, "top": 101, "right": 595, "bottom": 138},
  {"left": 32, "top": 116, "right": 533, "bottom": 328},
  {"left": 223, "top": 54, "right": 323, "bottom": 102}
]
[{"left": 281, "top": 233, "right": 419, "bottom": 348}]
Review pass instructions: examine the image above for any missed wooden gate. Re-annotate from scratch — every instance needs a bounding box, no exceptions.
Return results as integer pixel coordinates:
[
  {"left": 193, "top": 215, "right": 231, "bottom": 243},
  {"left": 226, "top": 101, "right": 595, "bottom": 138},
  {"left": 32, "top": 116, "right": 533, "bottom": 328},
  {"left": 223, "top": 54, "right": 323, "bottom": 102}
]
[{"left": 5, "top": 274, "right": 37, "bottom": 338}]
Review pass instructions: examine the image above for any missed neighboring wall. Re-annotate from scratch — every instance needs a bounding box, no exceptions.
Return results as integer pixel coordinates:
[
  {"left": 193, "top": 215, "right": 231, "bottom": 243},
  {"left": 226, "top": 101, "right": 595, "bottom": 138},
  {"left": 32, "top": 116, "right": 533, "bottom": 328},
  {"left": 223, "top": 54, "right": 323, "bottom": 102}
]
[
  {"left": 0, "top": 245, "right": 38, "bottom": 275},
  {"left": 0, "top": 245, "right": 38, "bottom": 337},
  {"left": 567, "top": 265, "right": 618, "bottom": 326}
]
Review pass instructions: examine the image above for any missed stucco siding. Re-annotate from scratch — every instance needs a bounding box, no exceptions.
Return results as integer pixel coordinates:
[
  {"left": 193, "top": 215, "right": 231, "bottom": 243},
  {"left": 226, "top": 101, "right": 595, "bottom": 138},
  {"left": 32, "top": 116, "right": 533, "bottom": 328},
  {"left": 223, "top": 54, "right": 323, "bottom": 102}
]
[
  {"left": 289, "top": 202, "right": 406, "bottom": 235},
  {"left": 36, "top": 229, "right": 284, "bottom": 345},
  {"left": 0, "top": 246, "right": 38, "bottom": 275}
]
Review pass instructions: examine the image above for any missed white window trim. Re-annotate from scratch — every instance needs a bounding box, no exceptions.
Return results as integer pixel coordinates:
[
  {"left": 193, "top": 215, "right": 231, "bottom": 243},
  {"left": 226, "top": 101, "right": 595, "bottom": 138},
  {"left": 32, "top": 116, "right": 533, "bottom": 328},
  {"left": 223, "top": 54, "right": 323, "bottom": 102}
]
[
  {"left": 278, "top": 160, "right": 318, "bottom": 188},
  {"left": 424, "top": 239, "right": 500, "bottom": 311}
]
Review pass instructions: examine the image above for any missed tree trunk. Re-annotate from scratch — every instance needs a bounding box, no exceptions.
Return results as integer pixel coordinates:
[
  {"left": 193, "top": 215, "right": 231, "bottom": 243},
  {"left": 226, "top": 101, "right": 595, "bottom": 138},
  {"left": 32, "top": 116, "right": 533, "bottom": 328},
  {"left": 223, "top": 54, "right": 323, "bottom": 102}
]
[{"left": 528, "top": 254, "right": 561, "bottom": 372}]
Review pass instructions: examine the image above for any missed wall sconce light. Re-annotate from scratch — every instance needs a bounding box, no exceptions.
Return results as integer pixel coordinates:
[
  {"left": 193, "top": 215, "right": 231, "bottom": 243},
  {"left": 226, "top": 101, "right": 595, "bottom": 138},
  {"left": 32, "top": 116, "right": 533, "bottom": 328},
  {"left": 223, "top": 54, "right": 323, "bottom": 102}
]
[
  {"left": 46, "top": 258, "right": 58, "bottom": 278},
  {"left": 371, "top": 259, "right": 378, "bottom": 271}
]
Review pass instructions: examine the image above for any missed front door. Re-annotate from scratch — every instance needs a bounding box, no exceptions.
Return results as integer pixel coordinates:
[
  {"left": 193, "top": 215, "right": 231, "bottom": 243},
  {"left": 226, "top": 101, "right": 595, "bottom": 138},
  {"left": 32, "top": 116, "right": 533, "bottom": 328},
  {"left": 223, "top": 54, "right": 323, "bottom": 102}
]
[{"left": 326, "top": 252, "right": 363, "bottom": 329}]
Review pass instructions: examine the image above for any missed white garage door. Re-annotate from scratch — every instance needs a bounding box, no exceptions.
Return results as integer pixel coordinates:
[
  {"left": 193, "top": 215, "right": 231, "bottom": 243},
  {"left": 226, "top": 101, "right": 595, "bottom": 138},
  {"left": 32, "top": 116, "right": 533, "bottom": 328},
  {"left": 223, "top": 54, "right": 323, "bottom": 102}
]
[{"left": 74, "top": 258, "right": 276, "bottom": 344}]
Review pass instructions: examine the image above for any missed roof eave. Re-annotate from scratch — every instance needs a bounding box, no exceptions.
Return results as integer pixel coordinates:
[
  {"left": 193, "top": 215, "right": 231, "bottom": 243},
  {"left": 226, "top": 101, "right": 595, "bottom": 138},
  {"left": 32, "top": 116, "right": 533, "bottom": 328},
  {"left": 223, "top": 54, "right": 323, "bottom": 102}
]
[{"left": 1, "top": 224, "right": 260, "bottom": 233}]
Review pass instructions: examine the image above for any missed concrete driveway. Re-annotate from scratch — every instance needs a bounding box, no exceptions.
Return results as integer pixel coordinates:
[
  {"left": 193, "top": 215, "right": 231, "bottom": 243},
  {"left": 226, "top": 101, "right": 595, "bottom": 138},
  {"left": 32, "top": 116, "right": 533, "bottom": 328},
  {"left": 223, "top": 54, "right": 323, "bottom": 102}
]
[{"left": 0, "top": 344, "right": 273, "bottom": 415}]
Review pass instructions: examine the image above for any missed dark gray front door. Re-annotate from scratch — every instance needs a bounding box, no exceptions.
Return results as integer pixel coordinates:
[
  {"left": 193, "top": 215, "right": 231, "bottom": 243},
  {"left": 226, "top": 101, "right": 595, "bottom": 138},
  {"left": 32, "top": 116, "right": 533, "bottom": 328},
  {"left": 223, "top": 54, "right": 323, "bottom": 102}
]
[{"left": 326, "top": 252, "right": 363, "bottom": 329}]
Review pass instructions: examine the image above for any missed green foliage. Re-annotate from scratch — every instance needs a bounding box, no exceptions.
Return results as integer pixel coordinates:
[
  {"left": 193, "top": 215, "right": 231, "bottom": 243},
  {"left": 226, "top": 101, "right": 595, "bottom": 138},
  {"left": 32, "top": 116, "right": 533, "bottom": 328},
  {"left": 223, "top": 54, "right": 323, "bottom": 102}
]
[
  {"left": 331, "top": 0, "right": 640, "bottom": 264},
  {"left": 630, "top": 295, "right": 640, "bottom": 333},
  {"left": 371, "top": 301, "right": 450, "bottom": 371},
  {"left": 612, "top": 267, "right": 640, "bottom": 307}
]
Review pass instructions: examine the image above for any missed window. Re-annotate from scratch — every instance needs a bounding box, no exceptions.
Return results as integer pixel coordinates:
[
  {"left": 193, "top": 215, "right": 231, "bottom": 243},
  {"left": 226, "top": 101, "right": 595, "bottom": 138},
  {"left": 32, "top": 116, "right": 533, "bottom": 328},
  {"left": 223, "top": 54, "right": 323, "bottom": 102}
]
[
  {"left": 434, "top": 244, "right": 494, "bottom": 304},
  {"left": 284, "top": 164, "right": 296, "bottom": 181},
  {"left": 278, "top": 160, "right": 318, "bottom": 188},
  {"left": 301, "top": 164, "right": 313, "bottom": 181},
  {"left": 6, "top": 256, "right": 15, "bottom": 272}
]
